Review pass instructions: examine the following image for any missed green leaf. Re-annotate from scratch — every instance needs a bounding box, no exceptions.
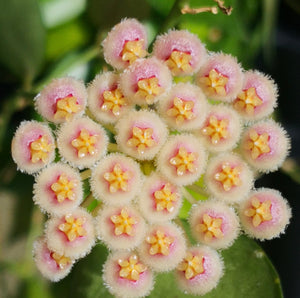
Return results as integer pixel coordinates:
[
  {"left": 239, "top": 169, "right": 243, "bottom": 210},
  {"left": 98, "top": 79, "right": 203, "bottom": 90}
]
[
  {"left": 146, "top": 0, "right": 175, "bottom": 16},
  {"left": 148, "top": 235, "right": 283, "bottom": 298},
  {"left": 0, "top": 0, "right": 45, "bottom": 83}
]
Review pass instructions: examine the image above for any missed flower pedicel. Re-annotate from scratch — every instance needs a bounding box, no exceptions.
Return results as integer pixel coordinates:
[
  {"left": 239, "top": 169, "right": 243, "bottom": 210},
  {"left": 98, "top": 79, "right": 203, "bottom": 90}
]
[{"left": 11, "top": 18, "right": 291, "bottom": 297}]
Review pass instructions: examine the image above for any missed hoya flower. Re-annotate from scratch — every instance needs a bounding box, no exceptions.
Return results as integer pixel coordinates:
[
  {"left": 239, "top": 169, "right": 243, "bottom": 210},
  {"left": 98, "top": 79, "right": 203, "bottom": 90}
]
[
  {"left": 156, "top": 134, "right": 207, "bottom": 186},
  {"left": 45, "top": 208, "right": 95, "bottom": 259},
  {"left": 197, "top": 104, "right": 242, "bottom": 152},
  {"left": 204, "top": 153, "right": 254, "bottom": 204},
  {"left": 239, "top": 188, "right": 291, "bottom": 240},
  {"left": 158, "top": 82, "right": 208, "bottom": 131},
  {"left": 33, "top": 163, "right": 83, "bottom": 216},
  {"left": 57, "top": 117, "right": 108, "bottom": 169},
  {"left": 33, "top": 237, "right": 75, "bottom": 282},
  {"left": 138, "top": 173, "right": 182, "bottom": 223},
  {"left": 91, "top": 153, "right": 143, "bottom": 206},
  {"left": 11, "top": 121, "right": 55, "bottom": 174},
  {"left": 115, "top": 110, "right": 168, "bottom": 160},
  {"left": 138, "top": 223, "right": 186, "bottom": 272},
  {"left": 175, "top": 245, "right": 224, "bottom": 295},
  {"left": 240, "top": 119, "right": 290, "bottom": 172},
  {"left": 103, "top": 251, "right": 154, "bottom": 298},
  {"left": 233, "top": 70, "right": 278, "bottom": 121},
  {"left": 35, "top": 77, "right": 87, "bottom": 124},
  {"left": 189, "top": 200, "right": 240, "bottom": 249},
  {"left": 87, "top": 72, "right": 132, "bottom": 124},
  {"left": 102, "top": 18, "right": 148, "bottom": 69},
  {"left": 196, "top": 53, "right": 243, "bottom": 102},
  {"left": 96, "top": 205, "right": 146, "bottom": 250},
  {"left": 153, "top": 30, "right": 207, "bottom": 76},
  {"left": 120, "top": 57, "right": 172, "bottom": 105}
]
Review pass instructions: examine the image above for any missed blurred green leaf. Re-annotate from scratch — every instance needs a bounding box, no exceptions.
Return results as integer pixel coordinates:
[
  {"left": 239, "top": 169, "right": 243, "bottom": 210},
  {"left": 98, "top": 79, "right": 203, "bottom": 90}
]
[
  {"left": 146, "top": 0, "right": 175, "bottom": 16},
  {"left": 0, "top": 0, "right": 45, "bottom": 84}
]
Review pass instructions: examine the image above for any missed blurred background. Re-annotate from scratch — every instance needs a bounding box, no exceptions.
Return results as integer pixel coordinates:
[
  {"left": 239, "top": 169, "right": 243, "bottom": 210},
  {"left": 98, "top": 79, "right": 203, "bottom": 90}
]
[{"left": 0, "top": 0, "right": 299, "bottom": 297}]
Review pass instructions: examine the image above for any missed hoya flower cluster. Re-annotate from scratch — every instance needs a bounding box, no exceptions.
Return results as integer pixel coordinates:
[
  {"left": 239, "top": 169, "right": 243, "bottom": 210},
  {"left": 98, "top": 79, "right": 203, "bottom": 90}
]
[{"left": 11, "top": 18, "right": 291, "bottom": 297}]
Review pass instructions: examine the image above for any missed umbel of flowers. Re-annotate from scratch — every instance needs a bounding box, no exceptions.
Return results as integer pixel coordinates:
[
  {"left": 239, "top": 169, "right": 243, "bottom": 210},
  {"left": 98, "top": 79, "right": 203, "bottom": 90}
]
[{"left": 11, "top": 19, "right": 291, "bottom": 297}]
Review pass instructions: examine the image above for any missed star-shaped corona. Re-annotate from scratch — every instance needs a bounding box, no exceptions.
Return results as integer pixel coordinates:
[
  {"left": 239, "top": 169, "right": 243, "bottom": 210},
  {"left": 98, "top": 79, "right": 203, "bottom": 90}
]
[
  {"left": 127, "top": 127, "right": 156, "bottom": 155},
  {"left": 54, "top": 96, "right": 81, "bottom": 121},
  {"left": 177, "top": 252, "right": 204, "bottom": 280},
  {"left": 30, "top": 135, "right": 54, "bottom": 163},
  {"left": 214, "top": 163, "right": 241, "bottom": 191},
  {"left": 110, "top": 208, "right": 137, "bottom": 236},
  {"left": 51, "top": 252, "right": 71, "bottom": 269},
  {"left": 136, "top": 77, "right": 163, "bottom": 104},
  {"left": 58, "top": 215, "right": 87, "bottom": 242},
  {"left": 154, "top": 183, "right": 178, "bottom": 213},
  {"left": 244, "top": 197, "right": 272, "bottom": 227},
  {"left": 246, "top": 130, "right": 271, "bottom": 159},
  {"left": 121, "top": 40, "right": 147, "bottom": 64},
  {"left": 118, "top": 254, "right": 147, "bottom": 281},
  {"left": 167, "top": 97, "right": 195, "bottom": 125},
  {"left": 146, "top": 230, "right": 174, "bottom": 256},
  {"left": 202, "top": 115, "right": 229, "bottom": 144},
  {"left": 198, "top": 69, "right": 228, "bottom": 96},
  {"left": 102, "top": 88, "right": 126, "bottom": 116},
  {"left": 71, "top": 129, "right": 99, "bottom": 158},
  {"left": 51, "top": 173, "right": 77, "bottom": 203},
  {"left": 166, "top": 51, "right": 193, "bottom": 76},
  {"left": 234, "top": 87, "right": 262, "bottom": 115},
  {"left": 197, "top": 214, "right": 224, "bottom": 241}
]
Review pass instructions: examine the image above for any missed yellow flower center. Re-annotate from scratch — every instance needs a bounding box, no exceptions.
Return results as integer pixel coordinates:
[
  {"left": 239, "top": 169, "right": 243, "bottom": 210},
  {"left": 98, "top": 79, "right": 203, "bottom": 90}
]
[
  {"left": 196, "top": 213, "right": 223, "bottom": 242},
  {"left": 110, "top": 208, "right": 137, "bottom": 236},
  {"left": 136, "top": 77, "right": 163, "bottom": 104},
  {"left": 127, "top": 126, "right": 156, "bottom": 155},
  {"left": 58, "top": 214, "right": 87, "bottom": 242},
  {"left": 167, "top": 97, "right": 195, "bottom": 125},
  {"left": 30, "top": 135, "right": 54, "bottom": 164},
  {"left": 102, "top": 88, "right": 127, "bottom": 116},
  {"left": 177, "top": 252, "right": 204, "bottom": 280},
  {"left": 51, "top": 173, "right": 78, "bottom": 203},
  {"left": 198, "top": 69, "right": 228, "bottom": 96},
  {"left": 71, "top": 129, "right": 99, "bottom": 158},
  {"left": 154, "top": 183, "right": 178, "bottom": 213},
  {"left": 121, "top": 40, "right": 147, "bottom": 65},
  {"left": 202, "top": 115, "right": 229, "bottom": 144},
  {"left": 245, "top": 129, "right": 271, "bottom": 159},
  {"left": 165, "top": 50, "right": 193, "bottom": 75},
  {"left": 103, "top": 163, "right": 132, "bottom": 193},
  {"left": 118, "top": 254, "right": 147, "bottom": 281},
  {"left": 234, "top": 87, "right": 263, "bottom": 115},
  {"left": 169, "top": 147, "right": 198, "bottom": 176},
  {"left": 244, "top": 197, "right": 272, "bottom": 227},
  {"left": 51, "top": 252, "right": 71, "bottom": 269},
  {"left": 54, "top": 96, "right": 81, "bottom": 121},
  {"left": 146, "top": 230, "right": 174, "bottom": 256},
  {"left": 214, "top": 163, "right": 241, "bottom": 191}
]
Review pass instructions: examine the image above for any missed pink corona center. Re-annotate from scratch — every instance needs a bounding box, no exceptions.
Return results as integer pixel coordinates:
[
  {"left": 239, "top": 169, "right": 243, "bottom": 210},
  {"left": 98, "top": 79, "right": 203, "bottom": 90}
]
[
  {"left": 118, "top": 254, "right": 147, "bottom": 281},
  {"left": 169, "top": 147, "right": 198, "bottom": 176},
  {"left": 127, "top": 126, "right": 156, "bottom": 155},
  {"left": 110, "top": 208, "right": 137, "bottom": 236},
  {"left": 121, "top": 40, "right": 147, "bottom": 65},
  {"left": 146, "top": 230, "right": 174, "bottom": 256},
  {"left": 51, "top": 173, "right": 78, "bottom": 203},
  {"left": 136, "top": 77, "right": 163, "bottom": 104},
  {"left": 165, "top": 50, "right": 193, "bottom": 75},
  {"left": 177, "top": 252, "right": 204, "bottom": 280},
  {"left": 234, "top": 87, "right": 263, "bottom": 115},
  {"left": 197, "top": 214, "right": 223, "bottom": 241},
  {"left": 58, "top": 214, "right": 87, "bottom": 242},
  {"left": 167, "top": 97, "right": 195, "bottom": 125},
  {"left": 102, "top": 88, "right": 127, "bottom": 116},
  {"left": 246, "top": 130, "right": 271, "bottom": 159},
  {"left": 202, "top": 115, "right": 229, "bottom": 144},
  {"left": 30, "top": 135, "right": 54, "bottom": 164},
  {"left": 54, "top": 96, "right": 81, "bottom": 121},
  {"left": 103, "top": 163, "right": 132, "bottom": 193},
  {"left": 51, "top": 252, "right": 71, "bottom": 269},
  {"left": 244, "top": 197, "right": 272, "bottom": 227},
  {"left": 71, "top": 129, "right": 99, "bottom": 158},
  {"left": 214, "top": 163, "right": 241, "bottom": 191},
  {"left": 198, "top": 69, "right": 228, "bottom": 96},
  {"left": 154, "top": 183, "right": 178, "bottom": 213}
]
